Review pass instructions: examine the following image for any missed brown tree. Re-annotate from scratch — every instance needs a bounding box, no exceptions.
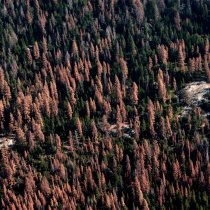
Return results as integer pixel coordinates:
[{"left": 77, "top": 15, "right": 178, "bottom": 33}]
[
  {"left": 119, "top": 58, "right": 128, "bottom": 81},
  {"left": 33, "top": 41, "right": 40, "bottom": 60},
  {"left": 25, "top": 172, "right": 36, "bottom": 194},
  {"left": 72, "top": 40, "right": 79, "bottom": 57},
  {"left": 148, "top": 99, "right": 155, "bottom": 136},
  {"left": 178, "top": 44, "right": 185, "bottom": 71},
  {"left": 67, "top": 102, "right": 73, "bottom": 120},
  {"left": 204, "top": 55, "right": 210, "bottom": 82},
  {"left": 77, "top": 117, "right": 83, "bottom": 137},
  {"left": 131, "top": 82, "right": 139, "bottom": 105},
  {"left": 157, "top": 69, "right": 167, "bottom": 103},
  {"left": 40, "top": 177, "right": 51, "bottom": 197},
  {"left": 134, "top": 115, "right": 140, "bottom": 140},
  {"left": 115, "top": 75, "right": 122, "bottom": 104},
  {"left": 158, "top": 45, "right": 168, "bottom": 64}
]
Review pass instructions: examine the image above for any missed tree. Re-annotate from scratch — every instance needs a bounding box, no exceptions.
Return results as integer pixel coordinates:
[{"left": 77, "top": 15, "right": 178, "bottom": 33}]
[
  {"left": 40, "top": 177, "right": 51, "bottom": 197},
  {"left": 72, "top": 40, "right": 79, "bottom": 57},
  {"left": 91, "top": 120, "right": 98, "bottom": 142},
  {"left": 26, "top": 48, "right": 33, "bottom": 65},
  {"left": 204, "top": 55, "right": 210, "bottom": 82},
  {"left": 204, "top": 38, "right": 209, "bottom": 54},
  {"left": 134, "top": 116, "right": 140, "bottom": 140},
  {"left": 25, "top": 172, "right": 36, "bottom": 194},
  {"left": 157, "top": 69, "right": 167, "bottom": 103},
  {"left": 67, "top": 102, "right": 73, "bottom": 119},
  {"left": 172, "top": 159, "right": 180, "bottom": 180},
  {"left": 77, "top": 117, "right": 83, "bottom": 137},
  {"left": 135, "top": 177, "right": 144, "bottom": 206},
  {"left": 148, "top": 99, "right": 155, "bottom": 136},
  {"left": 16, "top": 127, "right": 26, "bottom": 145},
  {"left": 131, "top": 82, "right": 139, "bottom": 105},
  {"left": 133, "top": 0, "right": 145, "bottom": 24},
  {"left": 174, "top": 11, "right": 181, "bottom": 31},
  {"left": 125, "top": 155, "right": 131, "bottom": 177},
  {"left": 33, "top": 41, "right": 40, "bottom": 60},
  {"left": 26, "top": 0, "right": 33, "bottom": 24},
  {"left": 178, "top": 44, "right": 185, "bottom": 71},
  {"left": 115, "top": 75, "right": 122, "bottom": 104},
  {"left": 158, "top": 45, "right": 168, "bottom": 65},
  {"left": 120, "top": 58, "right": 128, "bottom": 81}
]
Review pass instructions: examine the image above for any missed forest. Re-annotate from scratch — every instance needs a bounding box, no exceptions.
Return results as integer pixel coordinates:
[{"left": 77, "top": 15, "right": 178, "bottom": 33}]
[{"left": 0, "top": 0, "right": 209, "bottom": 209}]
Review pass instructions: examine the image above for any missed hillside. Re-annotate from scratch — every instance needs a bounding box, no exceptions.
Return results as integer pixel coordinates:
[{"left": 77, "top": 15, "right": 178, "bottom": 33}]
[{"left": 0, "top": 0, "right": 209, "bottom": 209}]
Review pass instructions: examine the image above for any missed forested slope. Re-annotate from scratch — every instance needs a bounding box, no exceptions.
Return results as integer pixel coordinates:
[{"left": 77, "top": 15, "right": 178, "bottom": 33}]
[{"left": 0, "top": 0, "right": 209, "bottom": 209}]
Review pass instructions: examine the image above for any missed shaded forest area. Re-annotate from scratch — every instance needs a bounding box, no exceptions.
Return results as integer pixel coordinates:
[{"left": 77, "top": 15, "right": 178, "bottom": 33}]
[{"left": 0, "top": 0, "right": 209, "bottom": 209}]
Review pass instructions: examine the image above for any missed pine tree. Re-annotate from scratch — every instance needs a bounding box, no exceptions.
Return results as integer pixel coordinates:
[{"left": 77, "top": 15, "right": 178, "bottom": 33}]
[
  {"left": 174, "top": 11, "right": 181, "bottom": 31},
  {"left": 40, "top": 177, "right": 51, "bottom": 197},
  {"left": 178, "top": 44, "right": 185, "bottom": 71},
  {"left": 77, "top": 117, "right": 83, "bottom": 137},
  {"left": 204, "top": 55, "right": 210, "bottom": 82},
  {"left": 131, "top": 82, "right": 139, "bottom": 105},
  {"left": 115, "top": 75, "right": 122, "bottom": 104},
  {"left": 148, "top": 99, "right": 155, "bottom": 136},
  {"left": 72, "top": 40, "right": 79, "bottom": 57},
  {"left": 67, "top": 102, "right": 73, "bottom": 119},
  {"left": 33, "top": 41, "right": 40, "bottom": 60},
  {"left": 26, "top": 48, "right": 33, "bottom": 65},
  {"left": 157, "top": 69, "right": 167, "bottom": 103},
  {"left": 120, "top": 58, "right": 128, "bottom": 81}
]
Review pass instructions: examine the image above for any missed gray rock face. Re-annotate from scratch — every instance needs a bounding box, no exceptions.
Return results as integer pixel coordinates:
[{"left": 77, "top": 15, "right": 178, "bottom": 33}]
[
  {"left": 180, "top": 82, "right": 210, "bottom": 118},
  {"left": 0, "top": 134, "right": 15, "bottom": 149}
]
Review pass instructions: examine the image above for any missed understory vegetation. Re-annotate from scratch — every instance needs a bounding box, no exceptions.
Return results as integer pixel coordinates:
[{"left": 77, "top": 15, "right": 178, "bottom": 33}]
[{"left": 0, "top": 0, "right": 209, "bottom": 209}]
